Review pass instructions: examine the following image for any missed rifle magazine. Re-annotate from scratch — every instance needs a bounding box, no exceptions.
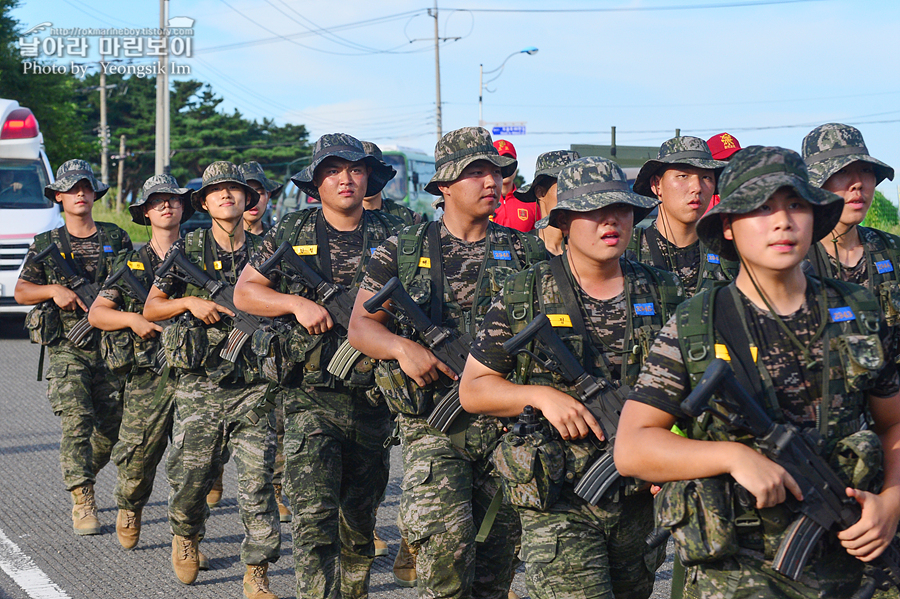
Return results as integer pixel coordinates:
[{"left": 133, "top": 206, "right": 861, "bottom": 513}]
[{"left": 772, "top": 514, "right": 824, "bottom": 580}]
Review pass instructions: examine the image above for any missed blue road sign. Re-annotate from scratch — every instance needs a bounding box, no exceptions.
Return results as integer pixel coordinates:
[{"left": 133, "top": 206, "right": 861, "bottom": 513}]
[{"left": 492, "top": 125, "right": 526, "bottom": 135}]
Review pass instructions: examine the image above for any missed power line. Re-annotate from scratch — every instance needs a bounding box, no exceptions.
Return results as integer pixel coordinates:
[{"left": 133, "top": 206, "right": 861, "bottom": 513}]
[{"left": 443, "top": 0, "right": 823, "bottom": 12}]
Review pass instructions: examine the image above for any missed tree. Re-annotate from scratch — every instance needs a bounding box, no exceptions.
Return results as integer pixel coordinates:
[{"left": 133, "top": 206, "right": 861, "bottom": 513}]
[
  {"left": 862, "top": 190, "right": 899, "bottom": 229},
  {"left": 0, "top": 0, "right": 95, "bottom": 166}
]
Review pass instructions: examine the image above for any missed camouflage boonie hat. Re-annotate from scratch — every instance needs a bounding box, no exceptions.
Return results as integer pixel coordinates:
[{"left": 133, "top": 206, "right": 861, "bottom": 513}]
[
  {"left": 129, "top": 174, "right": 194, "bottom": 226},
  {"left": 633, "top": 136, "right": 728, "bottom": 198},
  {"left": 698, "top": 146, "right": 844, "bottom": 262},
  {"left": 239, "top": 161, "right": 283, "bottom": 201},
  {"left": 802, "top": 123, "right": 894, "bottom": 188},
  {"left": 514, "top": 150, "right": 581, "bottom": 203},
  {"left": 191, "top": 161, "right": 260, "bottom": 213},
  {"left": 547, "top": 157, "right": 658, "bottom": 229},
  {"left": 44, "top": 159, "right": 109, "bottom": 202},
  {"left": 291, "top": 133, "right": 394, "bottom": 200},
  {"left": 425, "top": 127, "right": 516, "bottom": 196}
]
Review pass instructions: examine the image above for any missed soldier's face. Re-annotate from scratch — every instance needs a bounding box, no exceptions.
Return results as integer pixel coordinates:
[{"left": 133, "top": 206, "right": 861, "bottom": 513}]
[
  {"left": 439, "top": 160, "right": 502, "bottom": 220},
  {"left": 560, "top": 204, "right": 634, "bottom": 265},
  {"left": 651, "top": 166, "right": 716, "bottom": 226},
  {"left": 314, "top": 158, "right": 370, "bottom": 212},
  {"left": 822, "top": 161, "right": 877, "bottom": 228},
  {"left": 245, "top": 181, "right": 269, "bottom": 224},
  {"left": 144, "top": 193, "right": 183, "bottom": 230},
  {"left": 202, "top": 182, "right": 246, "bottom": 221},
  {"left": 55, "top": 179, "right": 95, "bottom": 216},
  {"left": 723, "top": 187, "right": 814, "bottom": 274}
]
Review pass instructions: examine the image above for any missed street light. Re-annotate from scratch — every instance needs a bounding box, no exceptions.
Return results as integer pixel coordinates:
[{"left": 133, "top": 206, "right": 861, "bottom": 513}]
[{"left": 479, "top": 46, "right": 538, "bottom": 126}]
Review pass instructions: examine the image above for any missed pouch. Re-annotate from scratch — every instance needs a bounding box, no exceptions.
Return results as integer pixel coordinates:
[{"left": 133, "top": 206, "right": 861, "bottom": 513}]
[
  {"left": 656, "top": 477, "right": 738, "bottom": 565},
  {"left": 833, "top": 334, "right": 884, "bottom": 392},
  {"left": 161, "top": 317, "right": 207, "bottom": 371},
  {"left": 25, "top": 302, "right": 61, "bottom": 346},
  {"left": 375, "top": 359, "right": 431, "bottom": 416},
  {"left": 100, "top": 330, "right": 135, "bottom": 373},
  {"left": 493, "top": 431, "right": 565, "bottom": 511}
]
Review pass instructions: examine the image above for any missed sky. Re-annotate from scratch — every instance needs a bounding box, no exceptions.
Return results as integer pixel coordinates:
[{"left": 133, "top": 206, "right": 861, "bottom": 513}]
[{"left": 10, "top": 0, "right": 900, "bottom": 203}]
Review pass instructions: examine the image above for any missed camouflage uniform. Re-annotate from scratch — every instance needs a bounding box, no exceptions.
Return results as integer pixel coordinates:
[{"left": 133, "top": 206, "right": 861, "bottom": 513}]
[
  {"left": 631, "top": 147, "right": 899, "bottom": 598},
  {"left": 155, "top": 162, "right": 280, "bottom": 567},
  {"left": 630, "top": 137, "right": 736, "bottom": 296},
  {"left": 471, "top": 157, "right": 680, "bottom": 599},
  {"left": 360, "top": 127, "right": 546, "bottom": 599},
  {"left": 20, "top": 159, "right": 131, "bottom": 491},
  {"left": 362, "top": 140, "right": 427, "bottom": 226},
  {"left": 801, "top": 124, "right": 900, "bottom": 349},
  {"left": 254, "top": 134, "right": 399, "bottom": 599},
  {"left": 100, "top": 174, "right": 193, "bottom": 512},
  {"left": 517, "top": 149, "right": 581, "bottom": 231}
]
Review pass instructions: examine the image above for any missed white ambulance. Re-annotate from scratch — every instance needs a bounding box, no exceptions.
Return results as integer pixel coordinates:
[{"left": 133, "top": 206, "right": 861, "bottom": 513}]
[{"left": 0, "top": 99, "right": 61, "bottom": 315}]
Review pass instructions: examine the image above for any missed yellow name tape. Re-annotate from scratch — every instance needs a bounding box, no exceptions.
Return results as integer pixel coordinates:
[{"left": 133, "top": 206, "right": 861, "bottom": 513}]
[
  {"left": 715, "top": 344, "right": 758, "bottom": 362},
  {"left": 126, "top": 261, "right": 144, "bottom": 270},
  {"left": 548, "top": 314, "right": 573, "bottom": 327},
  {"left": 418, "top": 257, "right": 431, "bottom": 268},
  {"left": 213, "top": 260, "right": 223, "bottom": 270},
  {"left": 293, "top": 245, "right": 318, "bottom": 256}
]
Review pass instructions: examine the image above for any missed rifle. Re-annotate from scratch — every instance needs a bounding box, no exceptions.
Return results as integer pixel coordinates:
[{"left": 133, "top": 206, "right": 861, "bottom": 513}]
[
  {"left": 363, "top": 276, "right": 471, "bottom": 432},
  {"left": 102, "top": 262, "right": 169, "bottom": 374},
  {"left": 682, "top": 358, "right": 900, "bottom": 599},
  {"left": 154, "top": 248, "right": 272, "bottom": 363},
  {"left": 34, "top": 242, "right": 100, "bottom": 346},
  {"left": 503, "top": 313, "right": 629, "bottom": 505},
  {"left": 256, "top": 241, "right": 361, "bottom": 379}
]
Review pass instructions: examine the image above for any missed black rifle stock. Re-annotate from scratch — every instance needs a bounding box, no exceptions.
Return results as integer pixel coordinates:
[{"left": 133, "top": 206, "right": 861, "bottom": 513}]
[
  {"left": 682, "top": 358, "right": 900, "bottom": 599},
  {"left": 155, "top": 249, "right": 271, "bottom": 363},
  {"left": 103, "top": 263, "right": 169, "bottom": 373},
  {"left": 363, "top": 276, "right": 471, "bottom": 432},
  {"left": 502, "top": 313, "right": 628, "bottom": 505},
  {"left": 34, "top": 242, "right": 100, "bottom": 346}
]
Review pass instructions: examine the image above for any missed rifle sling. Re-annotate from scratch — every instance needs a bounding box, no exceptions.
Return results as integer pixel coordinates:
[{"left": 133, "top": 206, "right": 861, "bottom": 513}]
[
  {"left": 56, "top": 225, "right": 105, "bottom": 283},
  {"left": 713, "top": 285, "right": 768, "bottom": 410},
  {"left": 314, "top": 211, "right": 334, "bottom": 284},
  {"left": 641, "top": 224, "right": 669, "bottom": 273},
  {"left": 427, "top": 221, "right": 443, "bottom": 326}
]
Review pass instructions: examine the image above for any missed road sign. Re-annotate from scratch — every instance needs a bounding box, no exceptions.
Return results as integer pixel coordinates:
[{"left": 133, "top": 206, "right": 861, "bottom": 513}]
[{"left": 492, "top": 125, "right": 525, "bottom": 136}]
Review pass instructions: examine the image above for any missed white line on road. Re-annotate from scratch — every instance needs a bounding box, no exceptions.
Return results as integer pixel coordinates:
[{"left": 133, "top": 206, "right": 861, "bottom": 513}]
[{"left": 0, "top": 526, "right": 70, "bottom": 599}]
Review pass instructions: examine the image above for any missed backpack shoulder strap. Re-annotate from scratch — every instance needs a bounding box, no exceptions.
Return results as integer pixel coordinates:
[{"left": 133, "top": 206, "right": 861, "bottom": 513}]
[{"left": 396, "top": 221, "right": 430, "bottom": 287}]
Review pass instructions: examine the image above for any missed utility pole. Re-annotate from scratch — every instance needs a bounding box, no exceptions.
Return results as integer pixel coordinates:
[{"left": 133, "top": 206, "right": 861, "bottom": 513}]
[
  {"left": 154, "top": 0, "right": 169, "bottom": 175},
  {"left": 115, "top": 134, "right": 126, "bottom": 212},
  {"left": 99, "top": 53, "right": 109, "bottom": 188},
  {"left": 432, "top": 0, "right": 442, "bottom": 140}
]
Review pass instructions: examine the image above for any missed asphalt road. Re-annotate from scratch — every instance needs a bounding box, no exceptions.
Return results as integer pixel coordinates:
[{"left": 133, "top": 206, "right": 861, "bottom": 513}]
[{"left": 0, "top": 314, "right": 673, "bottom": 599}]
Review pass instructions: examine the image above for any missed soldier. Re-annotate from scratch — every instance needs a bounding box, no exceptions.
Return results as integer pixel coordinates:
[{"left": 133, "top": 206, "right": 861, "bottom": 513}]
[
  {"left": 630, "top": 136, "right": 735, "bottom": 295},
  {"left": 615, "top": 146, "right": 900, "bottom": 598},
  {"left": 361, "top": 141, "right": 427, "bottom": 226},
  {"left": 143, "top": 162, "right": 280, "bottom": 599},
  {"left": 233, "top": 134, "right": 399, "bottom": 599},
  {"left": 460, "top": 156, "right": 682, "bottom": 599},
  {"left": 241, "top": 161, "right": 283, "bottom": 236},
  {"left": 14, "top": 159, "right": 132, "bottom": 535},
  {"left": 348, "top": 126, "right": 546, "bottom": 599},
  {"left": 238, "top": 160, "right": 291, "bottom": 524},
  {"left": 516, "top": 150, "right": 581, "bottom": 255},
  {"left": 87, "top": 175, "right": 192, "bottom": 550},
  {"left": 802, "top": 124, "right": 900, "bottom": 328}
]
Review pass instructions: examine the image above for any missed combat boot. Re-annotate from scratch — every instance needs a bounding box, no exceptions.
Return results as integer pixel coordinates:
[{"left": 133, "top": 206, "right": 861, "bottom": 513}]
[
  {"left": 71, "top": 484, "right": 101, "bottom": 535},
  {"left": 273, "top": 483, "right": 291, "bottom": 523},
  {"left": 207, "top": 472, "right": 224, "bottom": 508},
  {"left": 373, "top": 529, "right": 388, "bottom": 557},
  {"left": 198, "top": 548, "right": 210, "bottom": 571},
  {"left": 115, "top": 508, "right": 141, "bottom": 549},
  {"left": 392, "top": 535, "right": 417, "bottom": 588},
  {"left": 243, "top": 563, "right": 277, "bottom": 599},
  {"left": 172, "top": 534, "right": 200, "bottom": 584}
]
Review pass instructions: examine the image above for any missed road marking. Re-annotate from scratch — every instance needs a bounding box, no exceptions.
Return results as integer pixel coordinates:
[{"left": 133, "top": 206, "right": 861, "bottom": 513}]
[{"left": 0, "top": 526, "right": 69, "bottom": 599}]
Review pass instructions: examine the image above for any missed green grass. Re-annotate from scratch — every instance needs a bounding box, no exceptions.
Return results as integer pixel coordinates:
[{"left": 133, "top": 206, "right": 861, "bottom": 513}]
[{"left": 91, "top": 202, "right": 151, "bottom": 243}]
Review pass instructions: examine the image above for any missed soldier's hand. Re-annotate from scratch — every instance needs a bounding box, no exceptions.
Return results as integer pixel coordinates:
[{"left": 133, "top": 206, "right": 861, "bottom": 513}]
[
  {"left": 130, "top": 315, "right": 163, "bottom": 339},
  {"left": 396, "top": 338, "right": 456, "bottom": 387},
  {"left": 729, "top": 444, "right": 803, "bottom": 509},
  {"left": 52, "top": 285, "right": 86, "bottom": 311},
  {"left": 536, "top": 389, "right": 605, "bottom": 441},
  {"left": 186, "top": 297, "right": 233, "bottom": 325},
  {"left": 293, "top": 298, "right": 333, "bottom": 335},
  {"left": 838, "top": 487, "right": 900, "bottom": 562}
]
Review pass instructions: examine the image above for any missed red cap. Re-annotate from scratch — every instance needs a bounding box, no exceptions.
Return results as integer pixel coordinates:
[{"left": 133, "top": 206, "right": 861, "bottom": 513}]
[
  {"left": 706, "top": 132, "right": 742, "bottom": 161},
  {"left": 493, "top": 139, "right": 517, "bottom": 159}
]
